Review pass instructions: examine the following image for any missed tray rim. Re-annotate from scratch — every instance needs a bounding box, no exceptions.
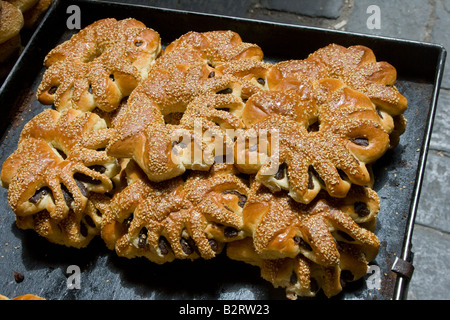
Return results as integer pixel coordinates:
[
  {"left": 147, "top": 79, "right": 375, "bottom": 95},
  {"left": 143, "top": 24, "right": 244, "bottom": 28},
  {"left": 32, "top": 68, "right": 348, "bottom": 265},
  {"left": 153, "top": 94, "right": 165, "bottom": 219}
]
[
  {"left": 0, "top": 0, "right": 447, "bottom": 300},
  {"left": 93, "top": 0, "right": 447, "bottom": 51},
  {"left": 393, "top": 44, "right": 447, "bottom": 300}
]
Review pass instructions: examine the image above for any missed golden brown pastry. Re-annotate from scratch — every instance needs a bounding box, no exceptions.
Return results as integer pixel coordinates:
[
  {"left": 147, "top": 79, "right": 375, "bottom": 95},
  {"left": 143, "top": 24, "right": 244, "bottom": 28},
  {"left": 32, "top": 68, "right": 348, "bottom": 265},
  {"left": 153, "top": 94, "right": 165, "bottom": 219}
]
[
  {"left": 22, "top": 0, "right": 53, "bottom": 29},
  {"left": 5, "top": 0, "right": 38, "bottom": 12},
  {"left": 227, "top": 179, "right": 380, "bottom": 299},
  {"left": 227, "top": 237, "right": 373, "bottom": 299},
  {"left": 0, "top": 293, "right": 46, "bottom": 300},
  {"left": 314, "top": 78, "right": 391, "bottom": 158},
  {"left": 0, "top": 1, "right": 22, "bottom": 79},
  {"left": 37, "top": 18, "right": 161, "bottom": 112},
  {"left": 1, "top": 109, "right": 119, "bottom": 247},
  {"left": 215, "top": 59, "right": 272, "bottom": 99},
  {"left": 307, "top": 44, "right": 407, "bottom": 116},
  {"left": 107, "top": 31, "right": 265, "bottom": 182},
  {"left": 0, "top": 1, "right": 23, "bottom": 45},
  {"left": 235, "top": 76, "right": 390, "bottom": 204},
  {"left": 267, "top": 44, "right": 408, "bottom": 146},
  {"left": 159, "top": 30, "right": 264, "bottom": 67},
  {"left": 235, "top": 117, "right": 373, "bottom": 204},
  {"left": 154, "top": 31, "right": 270, "bottom": 100},
  {"left": 0, "top": 21, "right": 409, "bottom": 300},
  {"left": 101, "top": 160, "right": 249, "bottom": 263},
  {"left": 15, "top": 193, "right": 109, "bottom": 248},
  {"left": 240, "top": 181, "right": 380, "bottom": 264}
]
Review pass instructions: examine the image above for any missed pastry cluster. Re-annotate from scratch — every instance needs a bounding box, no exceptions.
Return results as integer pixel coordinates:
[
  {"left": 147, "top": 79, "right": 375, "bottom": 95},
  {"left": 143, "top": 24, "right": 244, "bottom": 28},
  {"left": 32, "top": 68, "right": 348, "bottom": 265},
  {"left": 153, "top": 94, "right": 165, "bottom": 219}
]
[
  {"left": 0, "top": 0, "right": 54, "bottom": 79},
  {"left": 1, "top": 18, "right": 408, "bottom": 299}
]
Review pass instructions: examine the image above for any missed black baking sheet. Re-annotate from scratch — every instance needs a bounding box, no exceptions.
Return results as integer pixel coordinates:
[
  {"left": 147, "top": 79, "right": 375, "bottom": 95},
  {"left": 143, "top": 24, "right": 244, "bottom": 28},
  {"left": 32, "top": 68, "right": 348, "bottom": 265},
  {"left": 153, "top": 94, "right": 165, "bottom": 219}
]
[{"left": 0, "top": 0, "right": 446, "bottom": 301}]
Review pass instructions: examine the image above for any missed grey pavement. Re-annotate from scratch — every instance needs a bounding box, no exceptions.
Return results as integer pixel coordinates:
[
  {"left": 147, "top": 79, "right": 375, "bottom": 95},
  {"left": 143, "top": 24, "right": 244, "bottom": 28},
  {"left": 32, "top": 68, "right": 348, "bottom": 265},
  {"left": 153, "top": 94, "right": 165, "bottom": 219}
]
[{"left": 98, "top": 0, "right": 448, "bottom": 300}]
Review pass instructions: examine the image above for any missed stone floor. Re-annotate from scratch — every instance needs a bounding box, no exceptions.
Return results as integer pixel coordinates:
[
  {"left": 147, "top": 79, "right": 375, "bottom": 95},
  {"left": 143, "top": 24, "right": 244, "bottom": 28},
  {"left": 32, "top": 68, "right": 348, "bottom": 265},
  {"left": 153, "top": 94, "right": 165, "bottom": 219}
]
[{"left": 99, "top": 0, "right": 448, "bottom": 300}]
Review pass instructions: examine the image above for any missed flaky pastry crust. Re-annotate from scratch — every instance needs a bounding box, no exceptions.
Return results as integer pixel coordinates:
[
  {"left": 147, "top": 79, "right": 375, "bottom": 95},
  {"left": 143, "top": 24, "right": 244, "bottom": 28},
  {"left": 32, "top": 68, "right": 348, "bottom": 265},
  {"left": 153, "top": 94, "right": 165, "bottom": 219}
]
[
  {"left": 1, "top": 109, "right": 119, "bottom": 247},
  {"left": 227, "top": 237, "right": 374, "bottom": 299},
  {"left": 37, "top": 18, "right": 161, "bottom": 112},
  {"left": 227, "top": 180, "right": 380, "bottom": 299},
  {"left": 107, "top": 31, "right": 265, "bottom": 182},
  {"left": 241, "top": 181, "right": 380, "bottom": 264},
  {"left": 101, "top": 160, "right": 249, "bottom": 263}
]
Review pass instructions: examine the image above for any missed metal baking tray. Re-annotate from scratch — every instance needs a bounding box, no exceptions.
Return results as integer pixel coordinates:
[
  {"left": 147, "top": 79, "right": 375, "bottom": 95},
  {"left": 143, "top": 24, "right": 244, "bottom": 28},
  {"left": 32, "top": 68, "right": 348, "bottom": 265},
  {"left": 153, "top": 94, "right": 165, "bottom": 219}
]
[{"left": 0, "top": 0, "right": 446, "bottom": 301}]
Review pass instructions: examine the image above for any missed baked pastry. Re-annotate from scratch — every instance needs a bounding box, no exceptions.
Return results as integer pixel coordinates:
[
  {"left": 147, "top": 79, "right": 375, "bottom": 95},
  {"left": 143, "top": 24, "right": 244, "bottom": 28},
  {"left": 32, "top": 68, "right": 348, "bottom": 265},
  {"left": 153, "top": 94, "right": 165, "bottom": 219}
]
[
  {"left": 236, "top": 66, "right": 398, "bottom": 203},
  {"left": 234, "top": 44, "right": 405, "bottom": 204},
  {"left": 267, "top": 44, "right": 408, "bottom": 146},
  {"left": 1, "top": 109, "right": 119, "bottom": 247},
  {"left": 240, "top": 180, "right": 379, "bottom": 263},
  {"left": 227, "top": 237, "right": 374, "bottom": 299},
  {"left": 155, "top": 30, "right": 270, "bottom": 99},
  {"left": 5, "top": 0, "right": 38, "bottom": 12},
  {"left": 0, "top": 0, "right": 23, "bottom": 69},
  {"left": 0, "top": 1, "right": 23, "bottom": 45},
  {"left": 107, "top": 31, "right": 265, "bottom": 182},
  {"left": 158, "top": 30, "right": 264, "bottom": 68},
  {"left": 314, "top": 78, "right": 391, "bottom": 161},
  {"left": 37, "top": 18, "right": 161, "bottom": 112},
  {"left": 235, "top": 44, "right": 407, "bottom": 203},
  {"left": 101, "top": 160, "right": 249, "bottom": 263},
  {"left": 227, "top": 180, "right": 380, "bottom": 299},
  {"left": 14, "top": 193, "right": 109, "bottom": 248},
  {"left": 214, "top": 59, "right": 272, "bottom": 99},
  {"left": 0, "top": 20, "right": 409, "bottom": 299},
  {"left": 307, "top": 44, "right": 407, "bottom": 117},
  {"left": 22, "top": 0, "right": 53, "bottom": 29},
  {"left": 0, "top": 293, "right": 45, "bottom": 300}
]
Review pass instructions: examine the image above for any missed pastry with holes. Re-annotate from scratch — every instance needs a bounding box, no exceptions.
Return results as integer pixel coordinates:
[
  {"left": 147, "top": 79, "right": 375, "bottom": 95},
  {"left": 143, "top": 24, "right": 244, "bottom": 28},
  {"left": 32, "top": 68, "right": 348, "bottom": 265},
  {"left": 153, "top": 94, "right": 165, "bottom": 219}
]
[
  {"left": 107, "top": 31, "right": 265, "bottom": 182},
  {"left": 0, "top": 32, "right": 21, "bottom": 63},
  {"left": 307, "top": 44, "right": 407, "bottom": 117},
  {"left": 227, "top": 180, "right": 380, "bottom": 299},
  {"left": 267, "top": 44, "right": 408, "bottom": 146},
  {"left": 37, "top": 18, "right": 161, "bottom": 112},
  {"left": 101, "top": 160, "right": 249, "bottom": 263},
  {"left": 1, "top": 109, "right": 120, "bottom": 247},
  {"left": 107, "top": 64, "right": 245, "bottom": 182},
  {"left": 156, "top": 30, "right": 270, "bottom": 99},
  {"left": 235, "top": 114, "right": 374, "bottom": 204},
  {"left": 227, "top": 237, "right": 375, "bottom": 299},
  {"left": 240, "top": 181, "right": 380, "bottom": 263},
  {"left": 14, "top": 193, "right": 110, "bottom": 248},
  {"left": 235, "top": 77, "right": 389, "bottom": 204},
  {"left": 214, "top": 58, "right": 272, "bottom": 99}
]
